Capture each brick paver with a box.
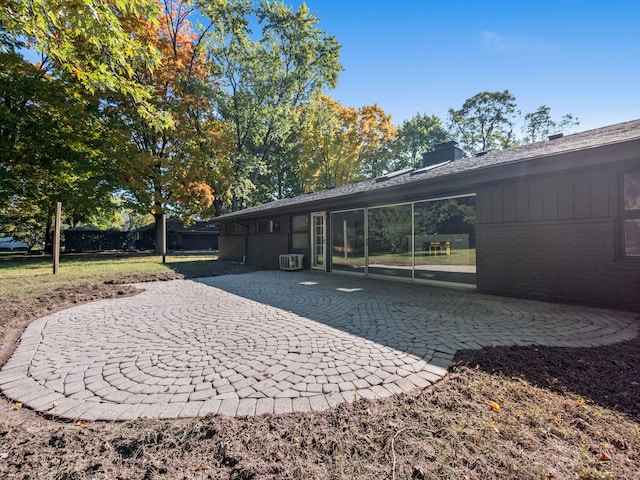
[0,271,637,420]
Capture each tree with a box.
[1,0,162,112]
[522,105,579,143]
[295,95,397,191]
[296,95,357,190]
[394,113,449,170]
[200,0,342,209]
[109,0,233,252]
[0,50,124,250]
[356,104,398,178]
[448,90,519,155]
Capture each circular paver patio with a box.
[0,271,637,420]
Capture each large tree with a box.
[1,0,161,112]
[200,0,342,209]
[393,113,449,170]
[295,95,397,191]
[109,0,233,252]
[522,105,579,143]
[0,51,123,250]
[447,90,519,155]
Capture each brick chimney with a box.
[422,141,465,167]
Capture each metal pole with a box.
[53,201,61,274]
[161,213,167,264]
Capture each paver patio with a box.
[0,271,637,420]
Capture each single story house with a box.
[134,218,219,251]
[214,119,640,310]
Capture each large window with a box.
[414,196,476,283]
[368,204,413,278]
[329,195,476,284]
[623,172,640,257]
[331,209,365,273]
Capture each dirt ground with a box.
[1,265,639,479]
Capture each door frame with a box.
[310,211,326,270]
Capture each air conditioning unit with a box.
[279,254,304,271]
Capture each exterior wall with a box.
[218,234,246,261]
[180,233,218,250]
[476,168,640,309]
[218,213,307,268]
[247,234,289,268]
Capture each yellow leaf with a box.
[11,402,22,410]
[488,401,501,412]
[76,420,87,427]
[554,417,562,426]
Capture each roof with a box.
[215,118,640,221]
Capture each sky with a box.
[291,0,640,133]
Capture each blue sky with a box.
[294,0,640,133]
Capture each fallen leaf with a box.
[76,420,87,427]
[164,386,171,393]
[515,409,523,417]
[11,402,22,410]
[263,372,273,378]
[600,452,611,462]
[488,401,501,412]
[554,417,562,426]
[194,463,204,471]
[48,403,57,411]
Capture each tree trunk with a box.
[154,212,165,254]
[44,215,53,254]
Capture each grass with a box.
[0,252,220,296]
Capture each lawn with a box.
[0,253,638,479]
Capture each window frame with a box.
[256,219,281,234]
[621,171,640,259]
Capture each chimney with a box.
[422,141,465,167]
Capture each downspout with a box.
[235,219,250,264]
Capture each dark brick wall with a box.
[476,168,640,310]
[247,234,289,268]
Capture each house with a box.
[214,119,640,310]
[134,218,219,251]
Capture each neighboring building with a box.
[214,120,640,310]
[134,218,219,251]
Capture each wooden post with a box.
[161,213,167,264]
[53,201,61,274]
